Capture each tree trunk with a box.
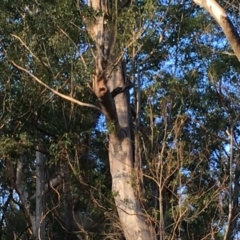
[15,157,35,238]
[35,143,46,240]
[62,164,74,234]
[108,65,155,239]
[84,0,156,239]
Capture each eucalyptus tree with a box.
[2,0,158,239]
[1,0,240,239]
[0,1,105,239]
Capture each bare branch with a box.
[11,61,102,112]
[29,175,63,201]
[11,34,44,65]
[57,26,88,70]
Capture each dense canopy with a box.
[0,0,240,239]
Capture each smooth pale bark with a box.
[108,66,155,239]
[85,0,156,239]
[15,149,46,240]
[193,0,240,61]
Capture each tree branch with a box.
[29,175,63,201]
[11,61,102,112]
[193,0,240,62]
[110,81,134,98]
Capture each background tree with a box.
[1,0,240,239]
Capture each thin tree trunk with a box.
[134,61,144,200]
[15,157,35,237]
[228,158,240,239]
[62,164,74,233]
[35,143,46,240]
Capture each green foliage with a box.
[0,0,240,239]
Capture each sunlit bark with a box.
[85,0,156,238]
[193,0,240,61]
